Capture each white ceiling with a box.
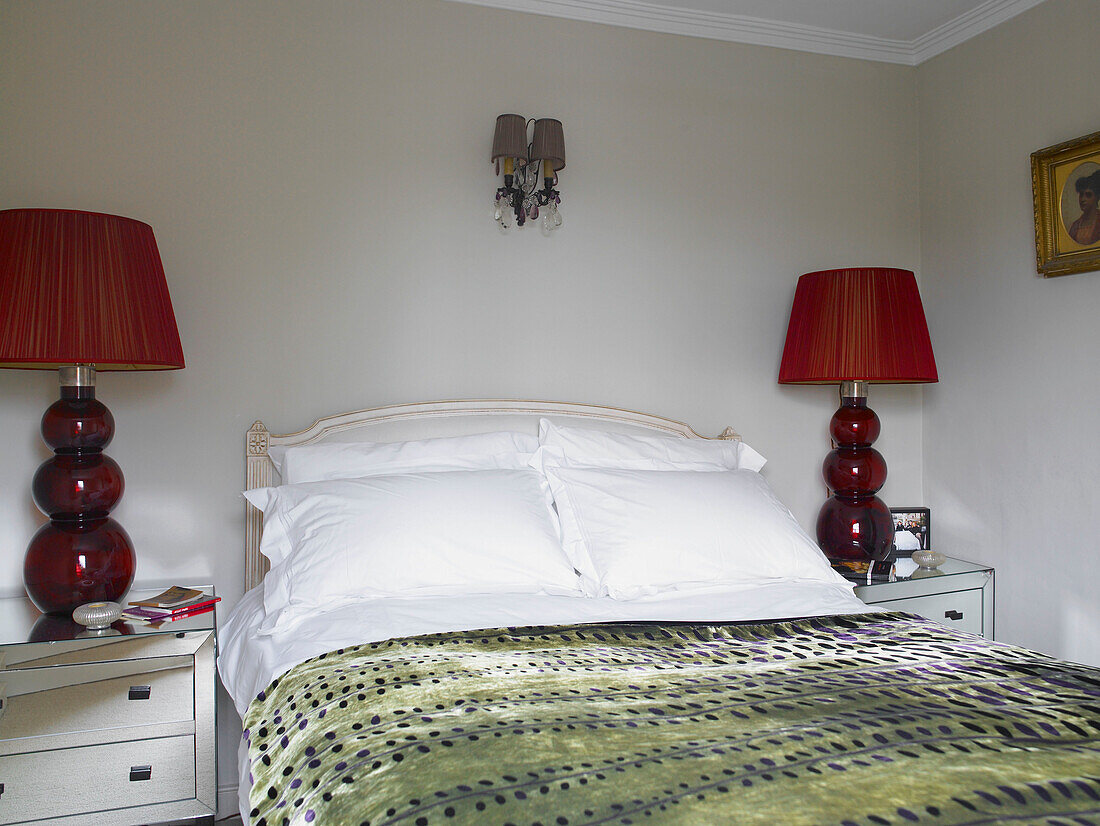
[443,0,1049,64]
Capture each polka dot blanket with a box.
[244,612,1100,825]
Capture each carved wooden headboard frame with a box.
[245,399,740,591]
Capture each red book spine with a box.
[164,596,220,616]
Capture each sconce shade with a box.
[491,114,528,163]
[530,118,566,171]
[778,267,937,385]
[0,209,184,371]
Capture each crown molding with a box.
[443,0,1048,65]
[910,0,1048,64]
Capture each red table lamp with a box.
[778,267,937,562]
[0,209,184,614]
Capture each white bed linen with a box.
[219,580,873,717]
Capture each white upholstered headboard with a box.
[244,399,741,591]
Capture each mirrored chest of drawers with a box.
[854,556,995,638]
[0,590,216,825]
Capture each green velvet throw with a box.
[244,613,1100,825]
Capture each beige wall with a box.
[917,0,1100,666]
[0,0,923,807]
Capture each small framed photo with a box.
[1031,130,1100,277]
[891,507,930,551]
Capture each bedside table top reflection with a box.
[0,587,215,647]
[890,556,993,583]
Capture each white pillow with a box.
[270,431,538,484]
[543,466,846,598]
[246,469,581,632]
[537,419,766,472]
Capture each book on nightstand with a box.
[128,585,208,609]
[831,558,896,585]
[121,599,220,626]
[122,587,220,625]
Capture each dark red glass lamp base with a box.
[817,394,896,562]
[24,518,135,614]
[24,384,135,614]
[817,496,894,561]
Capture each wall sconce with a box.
[491,114,565,231]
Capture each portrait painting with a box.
[1060,161,1100,246]
[1032,130,1100,277]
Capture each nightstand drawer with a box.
[0,658,194,746]
[867,588,984,636]
[0,734,196,823]
[1,632,209,671]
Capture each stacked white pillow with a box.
[270,430,538,484]
[248,469,580,633]
[248,431,577,632]
[535,419,845,598]
[536,419,766,472]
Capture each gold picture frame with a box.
[1031,130,1100,277]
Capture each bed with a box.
[219,399,1100,825]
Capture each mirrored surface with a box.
[894,555,992,582]
[0,587,215,647]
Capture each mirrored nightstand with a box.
[0,588,216,825]
[854,557,994,638]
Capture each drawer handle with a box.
[944,610,964,621]
[128,685,152,701]
[130,766,152,782]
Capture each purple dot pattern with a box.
[243,612,1100,825]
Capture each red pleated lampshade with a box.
[0,209,184,371]
[778,267,937,384]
